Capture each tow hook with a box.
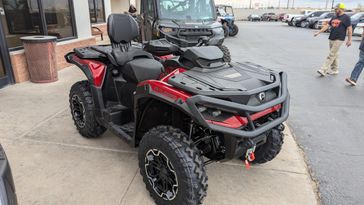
[244,145,256,170]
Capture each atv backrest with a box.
[107,14,139,46]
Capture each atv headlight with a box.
[160,27,175,33]
[198,105,232,121]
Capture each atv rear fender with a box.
[65,52,106,88]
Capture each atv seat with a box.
[107,14,164,82]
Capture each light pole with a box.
[286,0,289,9]
[249,0,252,9]
[331,0,335,9]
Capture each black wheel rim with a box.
[71,95,86,128]
[145,149,178,201]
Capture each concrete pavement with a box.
[0,57,318,204]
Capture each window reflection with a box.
[0,0,41,48]
[89,0,105,23]
[43,0,74,39]
[0,0,76,48]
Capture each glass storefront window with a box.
[0,0,76,49]
[43,0,75,39]
[0,0,42,48]
[89,0,105,23]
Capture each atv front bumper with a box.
[186,72,289,159]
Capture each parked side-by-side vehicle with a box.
[137,0,231,62]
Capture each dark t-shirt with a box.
[329,14,351,41]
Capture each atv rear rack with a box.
[186,72,289,138]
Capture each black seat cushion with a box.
[123,59,164,83]
[111,48,154,67]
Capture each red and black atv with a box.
[66,14,289,205]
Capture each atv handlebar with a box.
[186,72,290,138]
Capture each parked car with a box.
[317,18,331,30]
[293,11,328,28]
[0,144,18,205]
[278,13,285,21]
[307,12,335,29]
[284,14,304,26]
[247,14,261,21]
[353,21,364,36]
[351,12,364,30]
[261,13,278,21]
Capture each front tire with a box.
[218,45,231,63]
[139,126,208,205]
[69,81,106,138]
[229,24,239,37]
[253,127,284,164]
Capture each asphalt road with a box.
[224,21,364,205]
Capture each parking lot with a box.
[224,21,364,205]
[1,21,363,205]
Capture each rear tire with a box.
[138,126,208,205]
[69,81,106,138]
[253,128,284,164]
[229,24,239,37]
[218,45,231,63]
[223,24,229,37]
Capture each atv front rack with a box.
[186,72,289,138]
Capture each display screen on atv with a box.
[158,0,215,20]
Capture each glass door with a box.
[0,15,13,89]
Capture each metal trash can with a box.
[21,36,58,83]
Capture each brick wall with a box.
[56,37,96,70]
[10,37,96,83]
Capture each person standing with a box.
[346,29,364,86]
[314,3,352,76]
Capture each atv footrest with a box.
[120,122,135,136]
[109,123,133,143]
[103,103,132,125]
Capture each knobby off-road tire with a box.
[218,45,231,63]
[253,128,284,164]
[138,126,208,205]
[223,24,229,37]
[69,81,106,138]
[229,24,239,37]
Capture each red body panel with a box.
[138,68,191,102]
[159,54,175,60]
[73,55,106,88]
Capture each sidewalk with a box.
[0,67,318,205]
